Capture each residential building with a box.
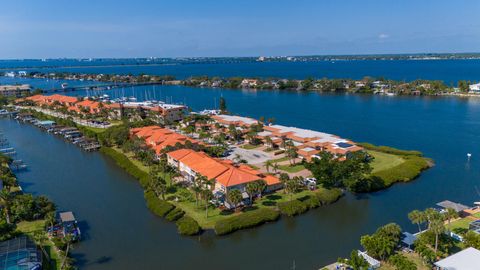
[0,84,31,97]
[434,247,480,270]
[167,148,282,198]
[212,114,258,128]
[261,124,363,160]
[130,126,200,156]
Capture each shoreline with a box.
[13,108,434,236]
[11,71,480,97]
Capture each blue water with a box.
[2,61,480,269]
[2,60,480,83]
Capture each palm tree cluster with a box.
[408,207,458,258]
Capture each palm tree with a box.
[444,208,459,231]
[429,218,445,257]
[227,189,242,210]
[0,189,12,224]
[265,160,273,173]
[245,182,258,205]
[202,188,213,218]
[33,230,50,262]
[45,211,56,230]
[193,174,208,206]
[272,163,279,174]
[408,210,426,233]
[61,234,73,270]
[254,180,267,198]
[279,173,290,193]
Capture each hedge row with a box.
[315,188,344,205]
[278,200,308,216]
[214,208,280,235]
[176,216,201,235]
[144,190,175,217]
[165,208,185,221]
[359,142,423,156]
[372,155,431,186]
[100,147,150,187]
[278,188,344,216]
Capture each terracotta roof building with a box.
[167,148,282,194]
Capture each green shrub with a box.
[214,208,280,235]
[299,195,320,209]
[100,147,149,187]
[315,188,343,205]
[372,155,430,187]
[277,200,308,216]
[144,190,175,217]
[176,216,201,235]
[388,254,417,270]
[165,208,185,221]
[273,150,285,155]
[359,143,422,156]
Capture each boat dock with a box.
[15,114,101,152]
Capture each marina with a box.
[14,113,101,152]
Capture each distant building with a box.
[0,235,43,270]
[434,247,480,270]
[241,79,259,88]
[0,84,31,97]
[469,83,480,93]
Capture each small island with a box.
[12,94,433,236]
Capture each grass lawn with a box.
[368,150,405,173]
[446,217,472,230]
[172,199,237,229]
[278,164,306,173]
[17,220,62,270]
[269,156,290,163]
[240,144,261,150]
[84,126,107,134]
[472,212,480,219]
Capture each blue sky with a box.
[1,0,479,58]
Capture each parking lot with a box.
[226,146,273,165]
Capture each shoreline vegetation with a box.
[19,71,479,97]
[18,109,433,236]
[0,152,73,269]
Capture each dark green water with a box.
[2,91,480,269]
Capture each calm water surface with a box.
[2,59,480,82]
[2,87,480,269]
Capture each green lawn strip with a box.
[368,150,405,173]
[446,217,472,231]
[372,155,431,187]
[359,143,423,156]
[361,144,433,188]
[269,156,290,163]
[16,220,62,270]
[278,164,306,173]
[171,199,229,229]
[240,144,261,150]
